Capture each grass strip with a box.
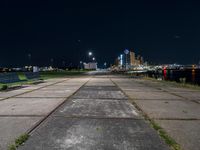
[150,120,181,150]
[8,134,29,150]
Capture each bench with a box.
[24,72,40,80]
[0,73,20,84]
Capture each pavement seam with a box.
[0,115,46,117]
[50,116,143,120]
[153,118,200,121]
[0,78,70,102]
[26,77,92,134]
[15,97,71,98]
[71,97,129,100]
[133,99,183,101]
[67,98,129,101]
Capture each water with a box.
[147,69,200,85]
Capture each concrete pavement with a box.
[0,77,90,149]
[113,77,200,150]
[19,76,170,150]
[1,73,199,150]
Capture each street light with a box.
[124,49,129,70]
[92,57,95,61]
[89,52,92,56]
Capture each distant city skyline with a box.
[0,0,200,67]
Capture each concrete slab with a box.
[0,89,31,98]
[41,85,80,90]
[125,91,183,100]
[112,82,145,88]
[161,87,199,92]
[135,100,200,119]
[22,86,44,90]
[16,90,75,98]
[35,82,55,86]
[54,99,140,118]
[0,117,42,150]
[155,120,200,150]
[86,82,115,86]
[19,117,170,150]
[171,92,200,100]
[55,79,89,86]
[122,86,163,92]
[81,86,118,91]
[55,82,85,86]
[73,90,128,99]
[112,79,148,84]
[45,78,68,82]
[0,98,66,115]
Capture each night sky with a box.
[0,0,200,67]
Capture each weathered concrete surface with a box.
[161,87,199,92]
[73,90,128,99]
[22,85,46,90]
[20,118,169,150]
[135,100,200,119]
[41,85,80,90]
[16,89,75,98]
[0,98,66,115]
[81,86,119,91]
[19,77,170,150]
[155,120,200,150]
[114,77,200,150]
[0,89,31,98]
[54,99,140,118]
[86,79,115,86]
[125,91,182,100]
[171,92,200,100]
[0,77,89,149]
[0,117,41,150]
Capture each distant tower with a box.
[130,51,136,66]
[137,55,141,65]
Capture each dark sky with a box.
[0,0,200,67]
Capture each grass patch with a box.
[0,84,8,91]
[8,144,16,150]
[8,134,29,150]
[15,134,29,146]
[40,70,88,79]
[150,120,181,150]
[17,72,27,80]
[151,121,162,131]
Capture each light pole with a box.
[28,53,32,66]
[50,58,54,67]
[80,61,83,69]
[124,49,129,70]
[87,52,93,69]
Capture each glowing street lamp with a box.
[124,49,129,70]
[92,57,95,61]
[89,52,92,56]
